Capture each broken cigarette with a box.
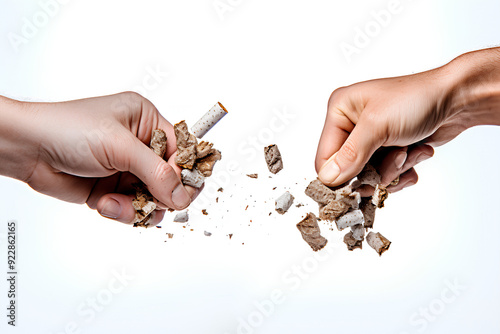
[366,232,391,256]
[264,144,283,174]
[275,191,294,214]
[181,168,205,188]
[132,129,168,227]
[335,209,364,231]
[191,102,228,139]
[296,213,328,252]
[173,211,189,223]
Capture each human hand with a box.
[316,48,500,192]
[0,92,200,225]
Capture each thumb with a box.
[114,135,192,210]
[318,118,384,187]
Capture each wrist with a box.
[444,48,500,128]
[0,96,40,182]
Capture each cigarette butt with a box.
[366,231,391,256]
[191,102,228,139]
[181,168,205,188]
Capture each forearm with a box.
[0,96,39,182]
[445,47,500,127]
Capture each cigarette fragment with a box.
[264,144,283,174]
[335,209,364,231]
[181,168,205,188]
[191,102,228,139]
[247,173,258,179]
[359,197,376,230]
[366,232,391,256]
[319,199,349,221]
[150,129,167,157]
[343,231,363,251]
[296,213,328,252]
[204,231,212,237]
[305,179,336,206]
[173,211,189,223]
[275,191,294,214]
[372,184,389,208]
[356,164,381,187]
[351,223,365,241]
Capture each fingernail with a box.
[100,198,122,219]
[416,153,432,164]
[318,159,340,184]
[395,151,407,170]
[172,184,191,209]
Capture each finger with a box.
[386,168,418,193]
[86,172,121,209]
[113,134,192,210]
[378,147,408,187]
[318,114,386,187]
[399,144,434,175]
[146,209,166,227]
[96,193,138,224]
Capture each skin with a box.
[316,47,500,193]
[0,92,201,226]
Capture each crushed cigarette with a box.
[191,102,228,139]
[173,211,189,223]
[335,209,364,231]
[296,213,328,252]
[264,144,283,174]
[366,232,391,256]
[181,168,205,188]
[305,179,336,206]
[150,129,167,157]
[304,163,394,254]
[351,223,365,241]
[343,231,363,251]
[174,121,198,170]
[275,191,294,214]
[372,184,389,208]
[132,129,168,227]
[174,116,222,188]
[359,197,376,230]
[247,173,258,179]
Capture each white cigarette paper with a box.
[181,168,205,188]
[191,102,228,139]
[275,191,295,214]
[366,231,391,256]
[173,211,189,223]
[336,209,364,231]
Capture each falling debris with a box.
[264,144,283,174]
[202,209,208,215]
[366,232,391,256]
[217,187,224,192]
[247,173,258,179]
[204,231,212,237]
[296,213,328,251]
[343,231,363,251]
[228,234,233,239]
[173,211,189,223]
[167,233,174,239]
[275,191,294,214]
[305,164,396,254]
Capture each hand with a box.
[0,92,200,225]
[316,48,500,192]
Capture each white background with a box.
[1,0,500,333]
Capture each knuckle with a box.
[153,161,174,183]
[327,87,348,112]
